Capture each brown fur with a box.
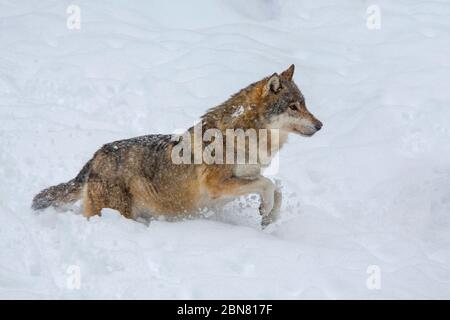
[32,65,322,227]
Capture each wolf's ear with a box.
[263,73,281,96]
[281,64,295,81]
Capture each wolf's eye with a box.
[289,104,298,111]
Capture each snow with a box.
[231,105,245,118]
[1,0,450,299]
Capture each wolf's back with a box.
[32,159,92,210]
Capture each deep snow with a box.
[1,0,450,299]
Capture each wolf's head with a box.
[262,65,322,137]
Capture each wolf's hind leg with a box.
[82,183,102,218]
[108,184,133,219]
[82,181,133,219]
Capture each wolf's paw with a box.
[259,199,274,218]
[261,214,274,228]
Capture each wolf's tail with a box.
[32,159,93,210]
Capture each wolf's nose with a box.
[315,122,323,131]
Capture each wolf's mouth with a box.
[293,128,316,137]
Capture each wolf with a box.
[32,65,322,227]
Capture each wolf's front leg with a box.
[204,173,277,226]
[261,182,282,228]
[257,178,276,218]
